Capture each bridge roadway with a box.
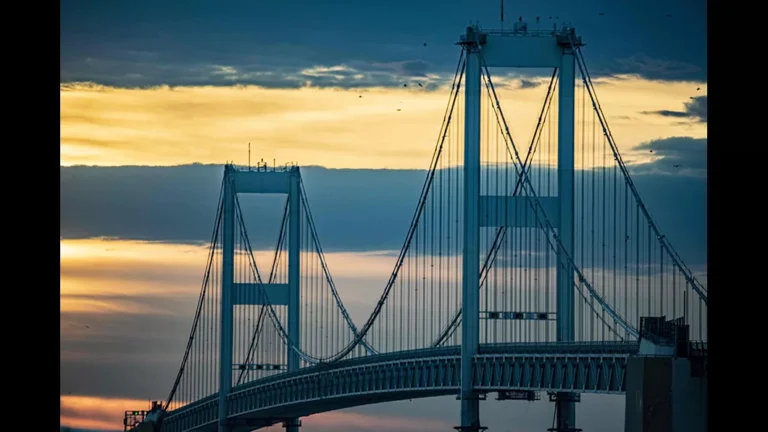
[162,341,638,432]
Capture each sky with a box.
[60,0,706,431]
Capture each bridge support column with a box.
[286,167,301,432]
[283,418,302,432]
[456,25,485,432]
[625,356,707,432]
[219,165,236,432]
[555,42,577,432]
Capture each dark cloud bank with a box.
[641,95,706,123]
[60,139,706,267]
[60,1,706,89]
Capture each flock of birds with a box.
[353,19,701,172]
[356,42,429,112]
[360,12,699,121]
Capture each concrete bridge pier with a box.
[625,318,708,432]
[283,418,302,432]
[624,356,707,432]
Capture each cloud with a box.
[365,60,432,78]
[59,389,625,432]
[645,110,688,119]
[195,61,443,90]
[59,77,707,168]
[604,54,703,81]
[59,3,706,430]
[301,411,452,431]
[62,245,636,429]
[684,95,707,121]
[61,395,149,431]
[60,54,705,90]
[518,79,542,89]
[640,95,706,123]
[630,136,706,175]
[210,65,237,76]
[60,58,548,93]
[60,234,698,431]
[60,1,706,88]
[61,428,108,432]
[58,394,450,432]
[60,55,448,90]
[60,164,707,268]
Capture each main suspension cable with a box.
[432,67,560,346]
[163,178,225,411]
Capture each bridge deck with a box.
[162,342,638,432]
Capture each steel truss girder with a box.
[162,344,633,432]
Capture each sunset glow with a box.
[60,77,705,169]
[61,1,705,430]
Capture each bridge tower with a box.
[456,22,583,432]
[220,164,302,432]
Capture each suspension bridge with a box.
[124,23,708,432]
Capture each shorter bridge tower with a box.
[219,163,302,432]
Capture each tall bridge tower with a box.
[220,164,302,432]
[456,21,584,432]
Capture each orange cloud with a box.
[59,239,413,317]
[61,395,150,431]
[60,78,705,168]
[60,239,208,315]
[60,394,452,432]
[301,410,453,431]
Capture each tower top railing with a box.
[459,23,584,48]
[482,28,564,37]
[228,161,299,173]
